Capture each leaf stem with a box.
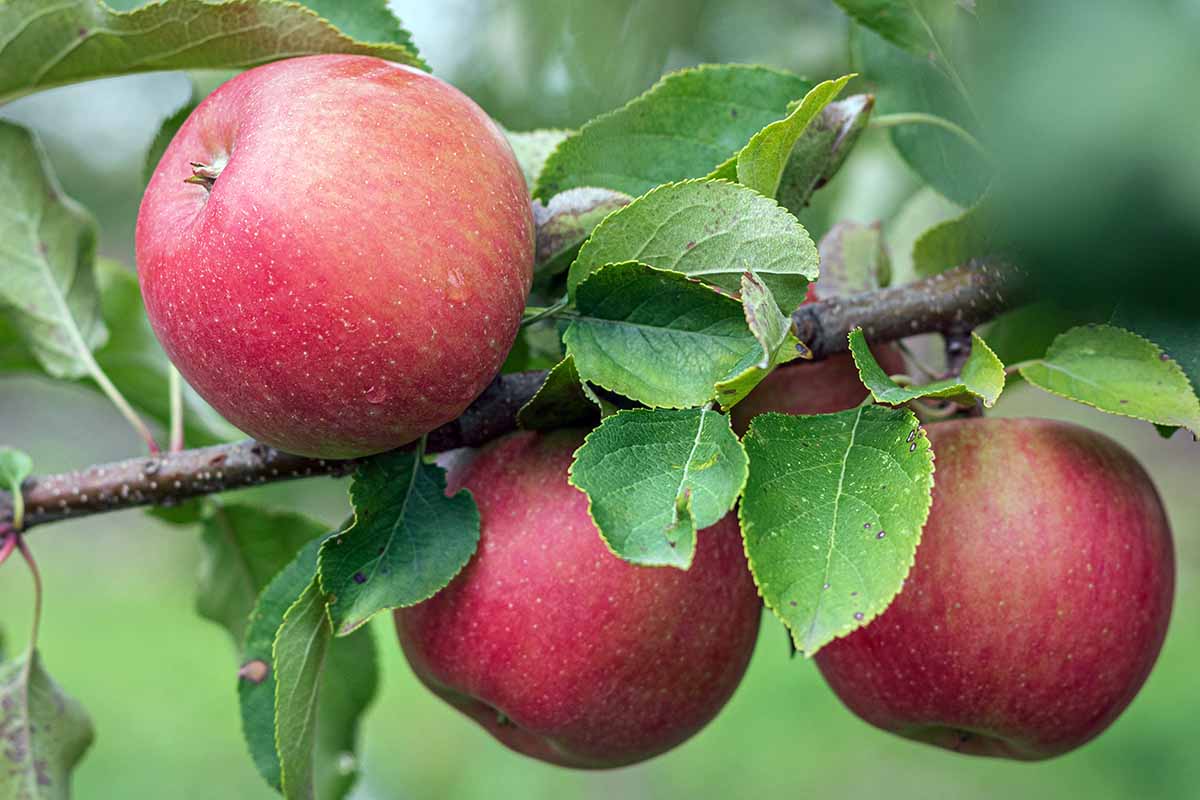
[0,527,16,568]
[521,299,569,328]
[870,113,989,160]
[16,534,43,650]
[84,348,160,454]
[168,366,184,453]
[895,340,941,382]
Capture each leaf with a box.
[1020,325,1200,434]
[534,64,812,200]
[0,447,32,530]
[982,301,1108,370]
[713,270,801,409]
[912,196,993,276]
[730,75,854,199]
[851,25,989,206]
[563,262,760,409]
[516,355,600,431]
[505,129,570,190]
[0,649,94,800]
[319,447,480,636]
[0,0,426,105]
[775,94,875,215]
[194,503,328,648]
[568,179,819,311]
[273,580,329,800]
[740,406,935,655]
[239,538,378,799]
[1110,302,1200,398]
[569,408,748,568]
[144,85,199,185]
[816,221,891,298]
[297,0,420,53]
[532,187,631,278]
[834,0,969,58]
[0,121,106,380]
[850,328,1005,407]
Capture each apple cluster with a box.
[137,56,1174,770]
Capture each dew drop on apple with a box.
[365,385,388,404]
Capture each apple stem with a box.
[184,159,224,190]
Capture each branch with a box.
[2,261,1028,532]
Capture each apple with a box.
[137,55,533,458]
[395,430,762,768]
[815,417,1175,759]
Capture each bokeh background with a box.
[1,2,1197,798]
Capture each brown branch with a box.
[2,261,1029,533]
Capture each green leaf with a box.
[569,408,748,568]
[534,64,812,200]
[273,580,329,800]
[533,187,631,278]
[1111,303,1200,398]
[982,301,1108,370]
[0,649,94,800]
[505,129,570,190]
[239,538,378,799]
[319,447,480,636]
[568,179,819,311]
[730,75,854,199]
[516,355,601,431]
[0,447,33,530]
[563,262,760,409]
[193,503,328,648]
[0,0,425,105]
[850,328,1005,407]
[912,196,993,276]
[0,121,105,380]
[1020,325,1200,434]
[297,0,420,54]
[740,406,935,655]
[851,25,988,206]
[713,270,801,409]
[816,221,891,298]
[834,0,968,58]
[775,94,875,215]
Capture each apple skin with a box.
[815,417,1175,760]
[395,430,762,768]
[137,55,533,458]
[731,346,906,435]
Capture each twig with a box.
[2,261,1029,533]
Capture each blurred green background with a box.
[1,2,1197,798]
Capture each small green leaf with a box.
[563,262,760,409]
[776,94,875,214]
[239,538,378,799]
[297,0,421,54]
[534,64,812,200]
[533,187,631,277]
[0,121,106,380]
[144,86,199,185]
[505,129,570,189]
[816,221,891,298]
[1020,325,1200,434]
[1111,302,1200,397]
[193,503,328,648]
[516,355,600,431]
[569,408,748,568]
[568,179,818,311]
[319,447,480,635]
[850,328,1005,407]
[740,406,935,655]
[0,649,94,800]
[713,270,801,409]
[274,580,329,800]
[0,0,425,105]
[0,447,32,529]
[730,75,854,199]
[834,0,968,58]
[912,196,993,276]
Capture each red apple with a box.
[815,417,1175,759]
[137,55,533,458]
[395,430,762,768]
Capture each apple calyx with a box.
[184,155,227,190]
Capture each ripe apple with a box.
[815,417,1175,759]
[137,55,533,458]
[395,430,762,768]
